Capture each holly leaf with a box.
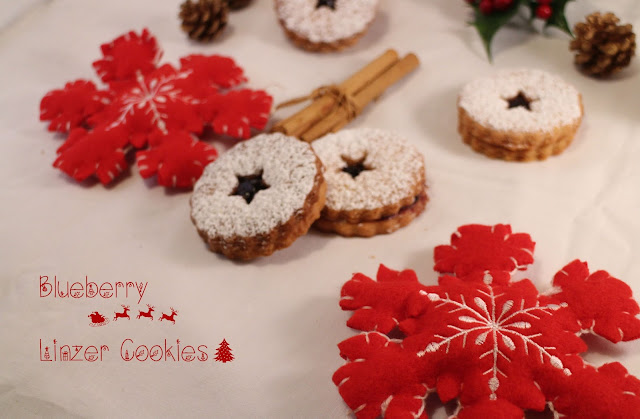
[544,0,575,36]
[470,0,523,61]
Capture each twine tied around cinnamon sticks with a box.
[272,49,420,142]
[276,85,361,122]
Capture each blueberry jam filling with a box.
[380,195,421,221]
[316,0,336,10]
[341,157,371,179]
[232,172,269,204]
[506,91,534,111]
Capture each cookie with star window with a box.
[190,133,326,260]
[311,128,427,237]
[458,69,584,161]
[274,0,379,52]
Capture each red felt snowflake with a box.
[40,29,272,188]
[335,224,640,418]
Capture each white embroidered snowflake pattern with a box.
[334,224,640,418]
[40,29,272,188]
[109,70,197,134]
[417,272,570,400]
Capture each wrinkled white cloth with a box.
[1,0,639,417]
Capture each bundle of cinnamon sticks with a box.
[271,49,420,142]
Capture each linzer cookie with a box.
[274,0,379,53]
[458,69,584,161]
[312,128,427,237]
[190,133,326,260]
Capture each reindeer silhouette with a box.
[159,307,178,324]
[137,304,155,320]
[113,305,130,321]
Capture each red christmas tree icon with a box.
[214,339,234,363]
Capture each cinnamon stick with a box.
[300,53,420,142]
[272,49,399,137]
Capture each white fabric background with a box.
[0,0,639,417]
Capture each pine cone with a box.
[226,0,252,10]
[570,12,636,77]
[179,0,229,42]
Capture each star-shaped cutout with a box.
[342,157,371,179]
[506,91,534,111]
[232,172,270,204]
[316,0,336,10]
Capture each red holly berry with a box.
[536,4,553,20]
[479,0,493,14]
[493,0,513,10]
[537,0,552,4]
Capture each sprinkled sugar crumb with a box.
[275,0,379,43]
[312,128,424,211]
[191,133,318,238]
[458,69,582,133]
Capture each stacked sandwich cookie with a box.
[274,0,379,52]
[312,128,427,237]
[458,69,584,161]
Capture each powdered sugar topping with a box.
[275,0,379,43]
[458,69,582,133]
[312,128,425,211]
[191,133,318,238]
